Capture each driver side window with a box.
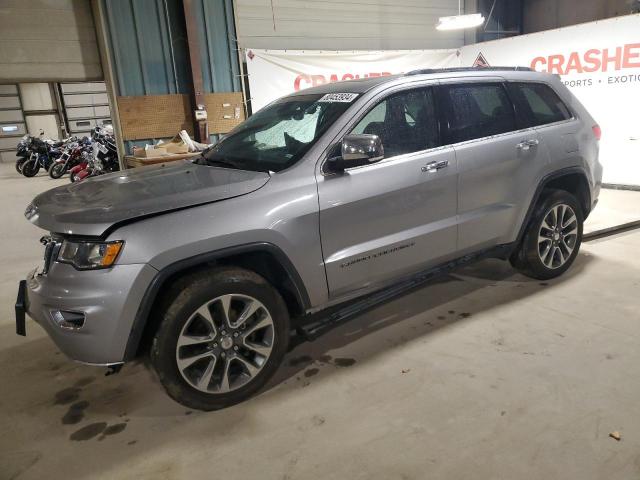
[351,88,438,158]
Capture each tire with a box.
[21,159,40,177]
[510,189,583,280]
[15,158,27,174]
[150,266,290,411]
[48,162,67,179]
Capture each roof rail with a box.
[406,66,533,76]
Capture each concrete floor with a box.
[1,163,640,480]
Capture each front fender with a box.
[122,242,310,361]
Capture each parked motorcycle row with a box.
[15,126,119,182]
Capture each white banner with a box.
[245,49,459,112]
[459,14,640,186]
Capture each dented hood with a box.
[25,160,270,237]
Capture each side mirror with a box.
[325,134,384,173]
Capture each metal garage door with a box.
[60,82,112,138]
[0,85,25,163]
[0,0,102,82]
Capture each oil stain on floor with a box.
[333,358,356,367]
[69,422,128,442]
[62,400,90,425]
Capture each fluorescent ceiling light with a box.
[436,13,485,30]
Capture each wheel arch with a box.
[515,167,591,247]
[542,171,591,218]
[123,242,311,361]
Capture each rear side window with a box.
[510,82,571,127]
[441,83,517,143]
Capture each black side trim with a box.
[298,244,513,340]
[514,166,590,247]
[122,242,311,361]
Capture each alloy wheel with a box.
[537,203,578,269]
[175,294,275,394]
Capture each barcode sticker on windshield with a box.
[318,93,358,103]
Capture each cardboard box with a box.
[133,145,168,158]
[158,132,192,154]
[164,142,189,154]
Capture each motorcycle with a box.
[47,136,88,179]
[69,127,119,182]
[15,135,33,174]
[68,152,90,183]
[21,137,63,177]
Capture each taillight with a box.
[592,124,601,141]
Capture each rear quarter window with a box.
[510,82,571,127]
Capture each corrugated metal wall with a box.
[192,0,242,93]
[101,0,241,148]
[103,0,191,96]
[0,0,102,82]
[235,0,466,50]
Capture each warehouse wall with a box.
[476,0,522,42]
[0,0,102,82]
[192,0,242,94]
[103,0,190,96]
[101,0,242,149]
[523,0,634,33]
[103,0,240,96]
[235,0,468,50]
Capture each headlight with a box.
[58,240,124,270]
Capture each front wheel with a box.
[15,157,27,174]
[48,162,67,179]
[511,189,583,280]
[21,159,40,177]
[150,267,290,411]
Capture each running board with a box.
[583,220,640,242]
[297,245,511,341]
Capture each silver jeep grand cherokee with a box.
[16,67,602,410]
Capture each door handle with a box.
[516,139,539,150]
[421,159,449,173]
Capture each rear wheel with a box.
[511,189,583,280]
[150,267,290,411]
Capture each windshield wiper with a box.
[195,155,242,170]
[194,153,272,173]
[207,159,242,169]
